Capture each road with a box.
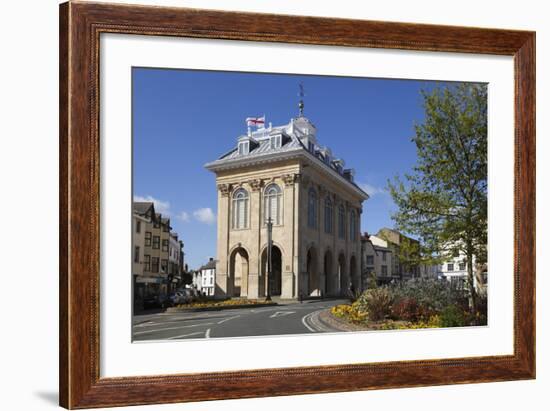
[132,299,348,341]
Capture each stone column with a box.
[215,183,231,298]
[281,173,298,298]
[246,179,262,299]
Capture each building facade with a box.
[437,250,487,292]
[196,258,216,297]
[376,228,420,280]
[361,233,394,286]
[169,232,184,290]
[133,202,184,303]
[205,112,368,300]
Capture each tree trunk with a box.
[466,247,478,319]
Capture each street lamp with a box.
[266,217,273,301]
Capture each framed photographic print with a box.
[59,1,535,409]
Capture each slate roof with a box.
[205,116,368,199]
[220,132,303,161]
[133,201,154,216]
[199,259,216,271]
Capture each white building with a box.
[195,258,216,297]
[437,249,486,292]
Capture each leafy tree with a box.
[388,83,487,314]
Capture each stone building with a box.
[361,233,394,286]
[169,232,184,290]
[205,108,368,300]
[133,202,183,300]
[377,228,420,280]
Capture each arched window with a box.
[308,188,317,228]
[324,196,333,234]
[232,188,249,229]
[264,184,282,225]
[338,205,345,239]
[349,210,357,241]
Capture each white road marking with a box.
[217,315,240,324]
[269,311,296,318]
[205,328,211,338]
[166,331,204,340]
[301,309,333,332]
[133,322,214,336]
[301,312,317,332]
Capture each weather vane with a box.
[298,82,305,116]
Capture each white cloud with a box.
[359,182,386,197]
[133,195,171,215]
[177,211,190,222]
[193,207,216,225]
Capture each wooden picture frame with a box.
[59,1,535,408]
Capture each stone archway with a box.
[338,252,347,296]
[324,250,333,296]
[306,247,319,296]
[261,245,282,297]
[229,247,249,297]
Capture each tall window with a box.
[134,246,140,263]
[232,188,249,229]
[308,188,317,228]
[152,236,160,249]
[264,184,282,225]
[143,255,151,271]
[144,232,151,246]
[151,257,159,273]
[338,205,345,238]
[162,239,169,252]
[324,196,333,234]
[136,220,141,233]
[349,210,357,241]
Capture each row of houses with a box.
[361,227,487,292]
[132,202,186,304]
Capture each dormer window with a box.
[308,142,315,153]
[343,168,355,183]
[238,141,249,155]
[270,135,282,149]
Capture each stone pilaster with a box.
[215,183,232,298]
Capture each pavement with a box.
[132,298,349,341]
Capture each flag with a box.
[246,116,265,127]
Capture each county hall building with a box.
[205,102,368,300]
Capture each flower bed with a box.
[176,298,274,309]
[330,279,487,330]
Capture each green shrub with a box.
[440,305,467,327]
[356,288,392,321]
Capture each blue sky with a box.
[133,67,458,269]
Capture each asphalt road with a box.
[132,299,348,341]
